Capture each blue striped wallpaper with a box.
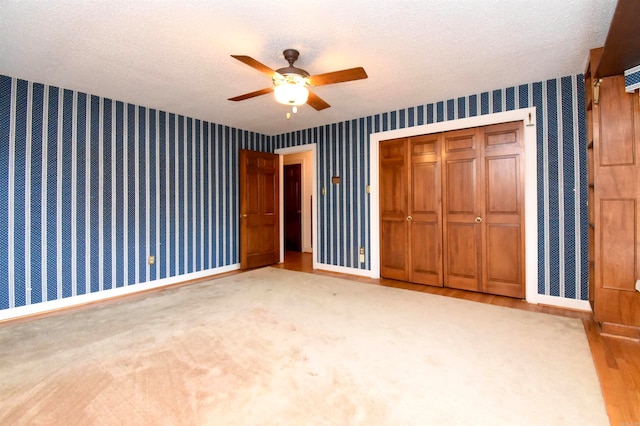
[0,74,269,310]
[272,74,588,301]
[625,65,640,92]
[1,72,589,312]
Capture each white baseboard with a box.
[536,294,592,312]
[0,264,240,322]
[314,263,372,278]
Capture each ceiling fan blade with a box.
[228,87,274,102]
[308,67,368,87]
[306,90,330,111]
[230,55,277,77]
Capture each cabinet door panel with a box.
[599,76,635,166]
[600,199,636,290]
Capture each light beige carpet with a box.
[0,267,607,425]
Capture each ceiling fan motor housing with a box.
[275,49,310,80]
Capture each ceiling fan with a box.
[228,49,368,111]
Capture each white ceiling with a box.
[0,0,616,136]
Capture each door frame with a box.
[275,144,318,269]
[369,108,539,304]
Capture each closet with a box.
[380,121,525,298]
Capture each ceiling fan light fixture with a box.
[274,83,309,106]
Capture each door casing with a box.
[370,108,539,304]
[275,144,318,269]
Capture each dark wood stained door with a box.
[239,149,279,270]
[284,164,302,252]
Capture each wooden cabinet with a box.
[380,121,525,298]
[585,47,640,339]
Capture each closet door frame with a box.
[369,108,540,304]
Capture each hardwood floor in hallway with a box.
[275,251,640,425]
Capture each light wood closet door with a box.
[441,122,525,298]
[442,128,484,292]
[380,121,524,298]
[482,122,525,298]
[409,135,442,286]
[380,139,409,281]
[380,136,442,285]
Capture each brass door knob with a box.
[475,217,483,223]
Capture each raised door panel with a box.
[380,140,406,216]
[412,163,437,213]
[485,224,523,298]
[381,219,408,281]
[600,199,636,290]
[411,222,441,285]
[486,156,519,215]
[445,159,477,214]
[445,223,480,291]
[599,76,635,166]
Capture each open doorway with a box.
[284,163,302,252]
[275,145,317,268]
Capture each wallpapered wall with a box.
[0,75,269,310]
[0,72,587,312]
[272,75,588,300]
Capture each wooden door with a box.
[284,164,302,251]
[380,136,442,285]
[409,135,442,285]
[239,149,280,269]
[380,139,408,281]
[481,122,525,298]
[442,128,484,292]
[441,122,525,298]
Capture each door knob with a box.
[407,215,413,221]
[475,217,483,223]
[240,214,248,218]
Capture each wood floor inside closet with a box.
[275,251,640,425]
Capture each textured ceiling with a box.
[0,0,616,136]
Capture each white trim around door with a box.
[275,144,318,270]
[369,108,539,304]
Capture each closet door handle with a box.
[475,217,483,223]
[407,216,413,221]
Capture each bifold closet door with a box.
[380,139,409,281]
[441,128,484,292]
[481,122,525,298]
[442,122,525,298]
[408,135,442,286]
[379,136,442,285]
